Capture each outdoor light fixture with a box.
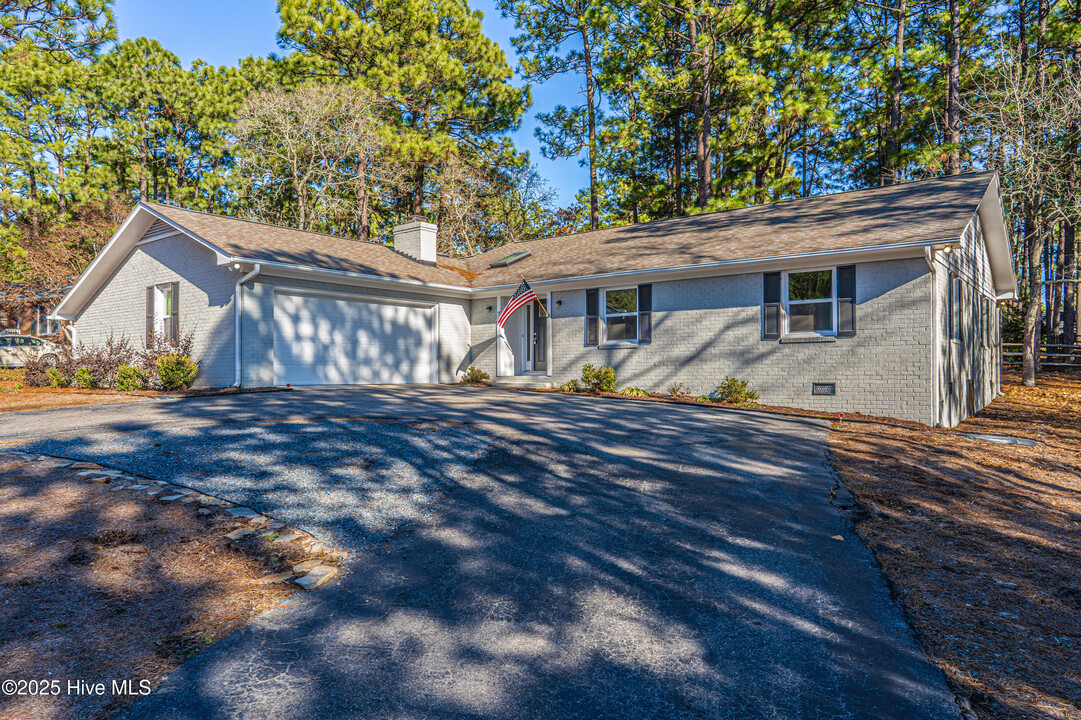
[232,262,242,270]
[556,300,562,307]
[486,305,492,312]
[942,245,953,254]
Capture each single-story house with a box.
[51,171,1017,427]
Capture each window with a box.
[32,305,58,336]
[146,282,179,346]
[786,269,835,335]
[603,288,638,342]
[586,284,652,346]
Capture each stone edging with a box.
[1,450,345,591]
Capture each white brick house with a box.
[52,172,1017,427]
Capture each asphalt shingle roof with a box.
[464,171,995,287]
[144,203,471,287]
[145,171,994,290]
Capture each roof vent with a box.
[489,251,531,268]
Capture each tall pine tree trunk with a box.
[581,26,599,231]
[1023,205,1043,385]
[689,15,712,209]
[1065,4,1080,343]
[412,164,425,216]
[1059,223,1074,343]
[674,113,684,216]
[946,0,961,174]
[885,0,907,185]
[139,144,148,202]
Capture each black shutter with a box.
[146,286,154,348]
[169,282,179,344]
[637,283,652,344]
[837,265,856,338]
[763,272,781,340]
[585,289,599,346]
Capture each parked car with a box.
[0,334,61,368]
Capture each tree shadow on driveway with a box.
[7,387,959,719]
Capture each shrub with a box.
[619,386,649,397]
[73,367,101,389]
[116,364,150,391]
[46,367,68,388]
[75,335,137,388]
[156,353,198,391]
[557,379,582,392]
[580,363,617,393]
[666,382,690,397]
[461,365,490,384]
[140,331,194,374]
[712,376,760,406]
[694,395,713,403]
[23,354,54,387]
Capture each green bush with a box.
[694,395,713,403]
[46,367,69,388]
[556,379,582,392]
[712,376,760,406]
[156,353,198,391]
[461,365,490,384]
[116,364,150,391]
[580,363,617,393]
[73,367,100,389]
[619,386,649,397]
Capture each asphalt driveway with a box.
[0,387,959,719]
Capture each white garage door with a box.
[273,291,435,385]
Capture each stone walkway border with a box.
[1,450,347,591]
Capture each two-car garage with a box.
[272,290,437,386]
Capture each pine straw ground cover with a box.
[0,368,150,414]
[0,456,312,720]
[0,368,282,414]
[830,371,1081,720]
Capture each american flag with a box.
[496,278,539,328]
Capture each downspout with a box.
[233,263,260,387]
[924,247,939,427]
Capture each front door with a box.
[532,299,547,372]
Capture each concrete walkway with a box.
[0,387,959,719]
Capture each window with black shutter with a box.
[585,289,599,346]
[837,265,856,337]
[763,272,781,339]
[637,284,652,344]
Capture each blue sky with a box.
[114,0,586,206]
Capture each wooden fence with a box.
[1003,343,1081,368]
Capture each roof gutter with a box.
[220,257,473,298]
[233,263,260,387]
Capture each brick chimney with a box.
[392,216,437,264]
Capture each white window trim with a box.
[600,286,639,346]
[153,283,174,337]
[782,267,838,337]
